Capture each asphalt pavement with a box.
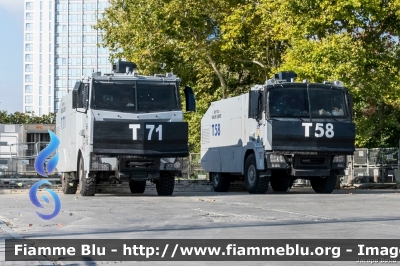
[1,187,400,265]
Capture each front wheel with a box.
[156,172,175,196]
[245,154,269,194]
[310,175,337,193]
[78,156,96,196]
[62,172,78,194]
[211,172,230,192]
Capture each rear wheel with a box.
[129,180,146,194]
[78,156,96,196]
[270,179,291,192]
[310,175,337,193]
[211,172,231,192]
[245,154,269,194]
[156,172,175,196]
[62,172,78,194]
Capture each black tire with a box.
[270,179,291,192]
[156,172,175,196]
[62,172,78,194]
[310,175,337,193]
[211,172,231,192]
[244,154,269,194]
[78,156,96,196]
[129,180,146,194]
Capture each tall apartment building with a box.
[23,0,110,115]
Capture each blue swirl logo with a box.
[34,130,60,177]
[31,130,61,220]
[29,180,61,220]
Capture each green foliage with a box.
[0,111,55,124]
[97,0,400,150]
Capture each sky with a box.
[0,0,24,113]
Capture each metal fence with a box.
[0,142,56,178]
[346,148,399,186]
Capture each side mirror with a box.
[248,90,262,120]
[184,86,196,112]
[72,82,81,109]
[347,93,353,120]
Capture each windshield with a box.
[269,86,347,118]
[91,80,179,113]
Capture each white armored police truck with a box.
[201,71,355,194]
[56,61,196,196]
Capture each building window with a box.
[39,107,42,116]
[49,96,51,105]
[83,35,96,44]
[98,47,108,55]
[69,46,81,55]
[69,3,81,12]
[68,57,81,66]
[83,46,95,55]
[40,33,42,42]
[83,68,93,76]
[39,54,42,63]
[49,75,52,84]
[39,86,42,94]
[40,43,42,52]
[26,2,34,10]
[49,54,51,63]
[25,23,33,31]
[49,43,52,52]
[25,85,33,93]
[25,64,33,72]
[83,24,96,33]
[25,106,33,113]
[56,4,67,11]
[68,36,81,44]
[68,68,81,76]
[25,75,33,82]
[49,11,52,20]
[56,68,66,77]
[83,57,96,66]
[26,13,33,20]
[40,12,42,20]
[40,1,42,10]
[69,25,81,33]
[83,14,96,22]
[49,86,51,94]
[39,96,42,106]
[98,57,109,65]
[69,14,81,22]
[56,36,67,44]
[25,54,33,62]
[57,14,67,22]
[39,75,42,84]
[98,2,109,10]
[25,43,33,51]
[83,3,96,11]
[49,33,51,41]
[25,95,33,103]
[40,22,42,31]
[25,33,33,41]
[49,22,52,31]
[55,101,59,110]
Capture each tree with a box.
[0,111,55,124]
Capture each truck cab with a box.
[201,71,355,194]
[56,61,195,196]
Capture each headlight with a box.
[270,154,285,163]
[333,155,345,163]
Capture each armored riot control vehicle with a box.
[56,61,195,196]
[201,71,355,194]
